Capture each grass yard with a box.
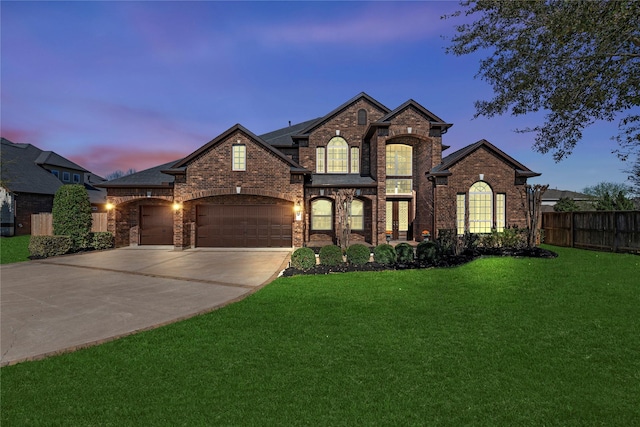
[0,235,30,264]
[1,246,639,425]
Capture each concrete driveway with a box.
[0,246,290,366]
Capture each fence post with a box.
[570,212,574,248]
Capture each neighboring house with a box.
[99,93,540,248]
[0,138,107,236]
[541,189,592,212]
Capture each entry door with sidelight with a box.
[386,200,410,240]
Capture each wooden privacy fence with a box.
[542,211,640,253]
[31,213,108,236]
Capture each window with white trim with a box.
[327,137,348,173]
[456,193,466,235]
[349,199,364,230]
[232,145,246,171]
[311,199,332,230]
[51,170,59,178]
[386,144,412,195]
[496,193,506,232]
[350,147,359,174]
[62,171,70,182]
[469,181,493,233]
[73,173,81,183]
[316,147,325,173]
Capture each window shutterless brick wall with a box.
[434,147,528,234]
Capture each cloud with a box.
[68,145,185,178]
[256,3,455,47]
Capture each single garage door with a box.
[140,205,173,245]
[197,204,292,247]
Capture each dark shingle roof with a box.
[34,151,88,172]
[378,99,452,130]
[173,124,308,171]
[97,160,180,188]
[260,118,321,147]
[543,189,590,201]
[430,139,540,178]
[1,138,63,195]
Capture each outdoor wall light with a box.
[236,186,241,194]
[172,202,182,211]
[294,202,302,221]
[407,127,412,134]
[106,202,114,210]
[479,173,485,181]
[146,191,152,198]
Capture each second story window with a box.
[327,137,348,173]
[62,171,71,182]
[73,173,81,183]
[232,145,246,171]
[316,147,325,173]
[357,109,367,125]
[350,147,359,174]
[51,170,59,178]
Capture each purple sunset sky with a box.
[1,1,634,192]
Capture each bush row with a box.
[29,232,115,258]
[291,228,531,270]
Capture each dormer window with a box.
[232,145,246,171]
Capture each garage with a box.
[140,205,173,245]
[196,204,292,247]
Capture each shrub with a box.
[319,245,344,266]
[373,244,396,265]
[501,226,527,248]
[291,247,316,270]
[395,242,414,263]
[92,232,114,250]
[436,229,457,255]
[28,235,73,258]
[346,244,371,265]
[416,240,438,264]
[52,184,92,250]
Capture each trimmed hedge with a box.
[291,247,316,270]
[52,184,92,250]
[395,243,414,263]
[373,244,396,265]
[416,240,438,264]
[28,236,73,258]
[346,244,371,265]
[92,232,115,250]
[319,245,344,266]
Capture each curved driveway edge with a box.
[1,247,291,366]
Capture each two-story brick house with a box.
[1,137,107,236]
[100,93,540,248]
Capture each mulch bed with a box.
[281,246,557,277]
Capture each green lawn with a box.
[2,246,639,425]
[0,235,30,264]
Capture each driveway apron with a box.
[0,247,290,366]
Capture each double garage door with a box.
[196,204,292,248]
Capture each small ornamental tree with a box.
[52,184,92,249]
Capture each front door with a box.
[386,200,410,240]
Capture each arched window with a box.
[357,109,367,125]
[469,181,493,233]
[327,137,348,173]
[311,199,332,230]
[349,199,364,230]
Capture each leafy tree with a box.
[583,181,634,210]
[553,197,579,212]
[105,168,136,181]
[52,184,92,249]
[444,1,640,172]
